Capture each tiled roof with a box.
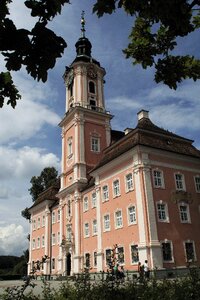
[91,117,200,171]
[29,179,60,210]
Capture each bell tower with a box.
[59,12,112,191]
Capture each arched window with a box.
[89,81,95,94]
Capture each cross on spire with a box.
[81,10,85,38]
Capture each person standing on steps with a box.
[144,260,150,279]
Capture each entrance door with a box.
[66,253,71,276]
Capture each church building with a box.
[28,15,200,277]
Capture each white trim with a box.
[114,209,123,229]
[127,205,137,225]
[178,202,191,223]
[194,175,200,193]
[103,213,111,232]
[161,239,174,263]
[84,222,90,238]
[183,240,197,262]
[156,200,169,223]
[125,172,134,192]
[102,184,109,202]
[174,172,186,191]
[112,178,121,198]
[152,168,165,189]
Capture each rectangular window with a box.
[92,219,97,235]
[42,236,45,247]
[128,206,136,224]
[42,215,45,227]
[83,197,89,212]
[57,232,60,244]
[157,203,167,221]
[105,249,112,266]
[115,210,123,228]
[67,137,73,157]
[102,185,109,201]
[126,173,133,191]
[37,217,40,229]
[37,237,40,248]
[57,210,60,222]
[104,214,110,231]
[32,239,36,250]
[194,176,200,192]
[91,137,100,152]
[162,242,172,261]
[118,246,125,264]
[94,251,97,267]
[179,204,190,223]
[185,241,195,262]
[52,233,56,245]
[52,258,55,270]
[153,170,164,188]
[33,219,36,230]
[113,179,120,197]
[92,192,97,208]
[130,245,139,264]
[175,173,185,190]
[52,212,56,224]
[84,223,89,237]
[85,253,90,268]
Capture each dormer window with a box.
[89,81,95,94]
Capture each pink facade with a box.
[28,24,200,277]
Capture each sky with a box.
[0,1,200,257]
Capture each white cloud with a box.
[0,224,28,256]
[0,146,60,180]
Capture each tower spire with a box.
[81,10,85,38]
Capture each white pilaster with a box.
[96,185,103,271]
[73,192,80,273]
[28,217,33,274]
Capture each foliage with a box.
[21,207,31,221]
[28,167,58,202]
[0,0,69,108]
[93,0,200,89]
[0,251,29,276]
[1,268,200,299]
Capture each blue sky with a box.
[0,1,200,256]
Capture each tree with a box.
[0,0,69,108]
[21,166,58,221]
[1,1,200,109]
[93,0,200,89]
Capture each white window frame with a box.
[125,173,134,192]
[32,239,36,250]
[118,246,125,265]
[83,196,89,212]
[130,244,139,265]
[161,240,174,263]
[93,251,97,268]
[57,232,60,244]
[127,205,137,225]
[67,137,73,158]
[52,212,56,224]
[91,192,97,208]
[92,219,97,235]
[103,214,110,231]
[156,201,169,222]
[113,179,120,197]
[42,235,45,248]
[37,237,40,249]
[37,217,40,229]
[57,210,60,222]
[179,202,190,223]
[174,173,185,191]
[153,169,165,188]
[42,215,45,227]
[102,185,109,201]
[33,219,36,230]
[194,175,200,193]
[66,224,72,242]
[91,136,100,152]
[66,198,72,217]
[115,210,123,229]
[52,233,56,245]
[84,222,90,238]
[184,240,196,262]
